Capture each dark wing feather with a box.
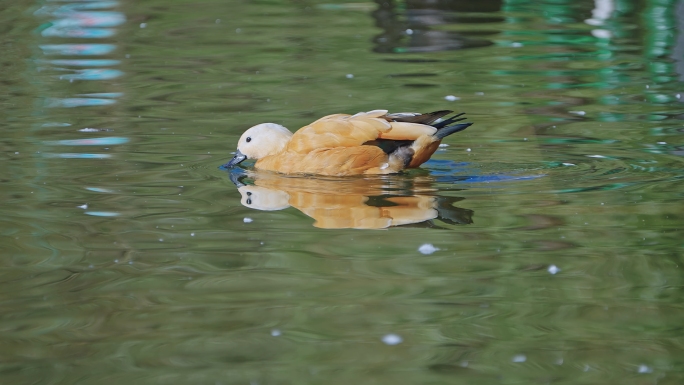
[386,110,453,125]
[363,139,413,154]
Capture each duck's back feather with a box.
[287,114,391,154]
[287,112,444,154]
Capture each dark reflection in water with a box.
[229,170,473,229]
[675,1,684,82]
[372,0,498,53]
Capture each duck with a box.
[222,109,472,176]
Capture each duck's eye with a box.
[246,192,252,196]
[246,137,252,143]
[246,198,252,205]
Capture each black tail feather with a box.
[433,112,467,129]
[434,122,472,140]
[387,110,453,125]
[386,111,472,136]
[365,111,472,154]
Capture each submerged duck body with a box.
[223,109,472,176]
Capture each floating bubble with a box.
[512,354,526,363]
[418,244,439,255]
[382,334,402,345]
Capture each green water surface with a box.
[1,0,684,383]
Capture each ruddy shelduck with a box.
[223,109,472,176]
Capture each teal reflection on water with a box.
[47,59,121,66]
[57,68,123,81]
[45,97,117,107]
[39,43,117,55]
[45,137,128,146]
[41,26,117,38]
[84,211,120,217]
[43,153,112,159]
[85,187,115,193]
[76,92,123,98]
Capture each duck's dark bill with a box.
[223,150,247,168]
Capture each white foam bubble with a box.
[512,354,526,363]
[382,334,402,345]
[418,244,439,255]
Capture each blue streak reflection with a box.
[45,98,117,108]
[58,69,123,80]
[40,44,117,55]
[48,59,120,66]
[43,153,112,159]
[45,137,129,146]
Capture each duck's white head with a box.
[223,123,293,168]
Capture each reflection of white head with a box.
[238,185,290,211]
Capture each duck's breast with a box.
[256,146,387,176]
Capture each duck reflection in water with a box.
[230,170,473,229]
[372,0,500,54]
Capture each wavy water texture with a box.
[0,0,683,384]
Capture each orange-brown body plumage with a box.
[223,109,472,176]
